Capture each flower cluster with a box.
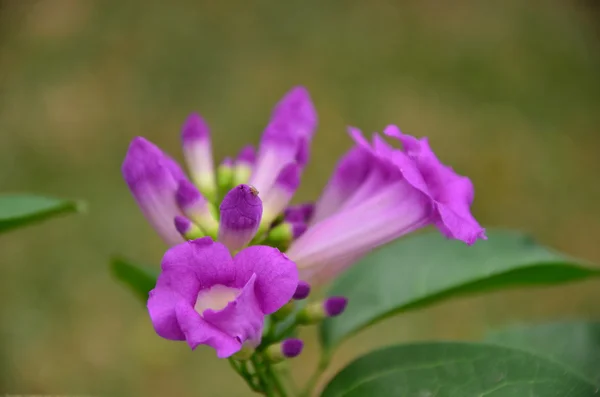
[122,86,485,360]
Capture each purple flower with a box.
[147,238,298,358]
[122,137,186,246]
[181,114,217,202]
[261,163,302,227]
[249,87,317,195]
[219,185,263,252]
[122,87,316,246]
[286,126,486,284]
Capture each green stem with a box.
[228,358,261,393]
[300,352,332,397]
[265,360,288,397]
[251,355,276,396]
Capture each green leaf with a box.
[320,230,600,350]
[321,342,596,397]
[0,194,84,233]
[486,321,600,386]
[110,257,158,301]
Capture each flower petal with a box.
[311,145,371,224]
[175,302,242,358]
[161,238,235,288]
[232,246,298,314]
[384,126,486,244]
[202,273,264,349]
[147,286,186,340]
[288,181,433,280]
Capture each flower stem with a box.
[251,354,277,396]
[228,358,261,392]
[265,360,289,397]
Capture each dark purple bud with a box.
[218,184,263,251]
[281,338,304,358]
[181,113,210,144]
[324,296,348,317]
[293,281,311,300]
[176,179,205,211]
[274,163,301,193]
[174,215,192,235]
[236,145,256,165]
[284,203,315,223]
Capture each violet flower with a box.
[122,87,316,247]
[286,126,487,283]
[123,86,484,288]
[147,237,298,358]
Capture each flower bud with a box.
[265,339,304,363]
[233,145,256,186]
[260,163,301,229]
[297,296,348,325]
[293,281,311,300]
[176,179,218,238]
[218,184,263,252]
[174,216,205,240]
[181,113,217,203]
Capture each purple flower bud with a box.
[281,338,303,358]
[181,113,216,202]
[176,179,206,213]
[284,203,315,223]
[176,179,218,237]
[293,281,311,300]
[122,137,186,246]
[265,338,304,362]
[174,215,193,235]
[261,163,301,227]
[324,296,348,317]
[182,113,210,143]
[236,145,256,166]
[174,216,204,240]
[218,184,263,251]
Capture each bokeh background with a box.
[1,0,599,395]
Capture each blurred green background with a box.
[1,0,599,395]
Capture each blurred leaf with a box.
[110,257,158,301]
[320,342,596,397]
[0,194,84,233]
[486,321,600,386]
[320,230,600,350]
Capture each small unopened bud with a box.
[293,281,311,300]
[174,216,205,240]
[284,203,315,223]
[181,113,217,203]
[233,145,256,186]
[261,163,301,228]
[216,157,234,197]
[265,339,304,363]
[324,296,348,317]
[297,296,348,325]
[218,184,263,252]
[176,179,218,238]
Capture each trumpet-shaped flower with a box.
[286,126,487,283]
[147,238,298,358]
